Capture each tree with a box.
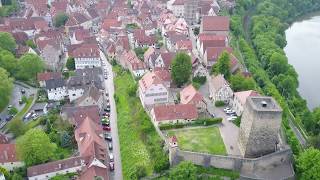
[16,129,57,166]
[267,52,288,76]
[0,166,9,178]
[0,49,18,75]
[169,161,197,180]
[54,13,69,27]
[193,27,200,36]
[211,51,231,80]
[16,53,44,81]
[171,52,192,87]
[66,57,75,70]
[25,39,36,49]
[8,118,26,137]
[0,32,16,52]
[11,173,23,180]
[230,74,256,91]
[296,148,320,180]
[0,68,13,111]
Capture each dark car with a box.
[109,162,114,171]
[21,89,26,94]
[108,142,113,150]
[104,133,112,141]
[5,115,13,121]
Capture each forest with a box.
[230,0,320,179]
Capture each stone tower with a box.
[184,0,198,25]
[238,96,282,158]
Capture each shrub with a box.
[193,76,206,85]
[215,101,225,107]
[159,118,222,130]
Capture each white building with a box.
[139,71,169,107]
[45,78,67,101]
[232,90,259,116]
[208,74,233,103]
[69,44,101,69]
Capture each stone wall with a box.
[170,147,295,180]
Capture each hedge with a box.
[159,118,223,130]
[215,101,225,107]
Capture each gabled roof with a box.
[27,156,85,177]
[62,105,100,126]
[159,52,176,69]
[234,90,260,106]
[45,78,65,90]
[180,84,204,104]
[172,0,184,5]
[37,72,62,81]
[0,144,19,163]
[210,74,229,90]
[139,71,165,93]
[202,16,230,31]
[153,104,198,121]
[206,47,232,62]
[69,43,100,58]
[75,85,103,105]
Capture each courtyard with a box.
[167,126,227,155]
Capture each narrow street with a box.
[100,50,123,180]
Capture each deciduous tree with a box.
[169,161,197,180]
[54,13,69,27]
[0,32,16,52]
[0,68,13,111]
[171,52,192,87]
[66,57,75,70]
[16,129,57,166]
[211,51,231,80]
[296,148,320,180]
[16,53,44,81]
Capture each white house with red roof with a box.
[118,50,148,77]
[200,16,230,36]
[0,144,24,171]
[209,74,233,103]
[232,90,260,116]
[68,43,101,69]
[180,84,206,112]
[139,71,169,107]
[150,104,198,125]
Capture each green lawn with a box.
[168,127,226,155]
[114,66,168,179]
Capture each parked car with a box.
[109,162,114,171]
[21,89,26,94]
[31,113,38,120]
[19,99,23,104]
[5,115,13,121]
[103,126,111,131]
[227,116,237,121]
[109,153,114,162]
[7,105,12,110]
[104,133,112,141]
[24,112,32,120]
[108,142,113,150]
[226,110,235,114]
[223,107,231,112]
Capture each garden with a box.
[167,126,226,155]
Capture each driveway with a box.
[100,50,123,180]
[0,82,37,128]
[199,81,241,156]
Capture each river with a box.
[284,15,320,110]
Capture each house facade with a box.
[208,74,233,103]
[69,44,101,69]
[232,90,259,116]
[150,104,198,125]
[139,71,169,107]
[45,78,67,101]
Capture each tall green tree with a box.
[171,52,192,87]
[16,129,57,166]
[66,57,75,70]
[230,74,256,91]
[296,148,320,180]
[169,161,197,180]
[16,53,44,81]
[8,118,26,137]
[0,49,18,75]
[0,67,13,111]
[267,52,288,76]
[54,13,69,27]
[211,51,231,80]
[0,32,16,52]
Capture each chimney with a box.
[261,101,267,108]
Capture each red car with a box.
[109,162,114,171]
[103,126,111,131]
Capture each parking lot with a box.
[0,82,37,128]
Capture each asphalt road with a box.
[100,50,123,180]
[0,82,37,128]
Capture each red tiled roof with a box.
[172,0,184,5]
[153,104,198,121]
[70,43,100,58]
[37,72,62,81]
[154,68,171,82]
[139,71,164,93]
[206,47,232,62]
[62,105,100,126]
[102,18,121,31]
[180,84,204,105]
[160,52,176,69]
[27,156,85,177]
[0,144,19,163]
[202,16,230,31]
